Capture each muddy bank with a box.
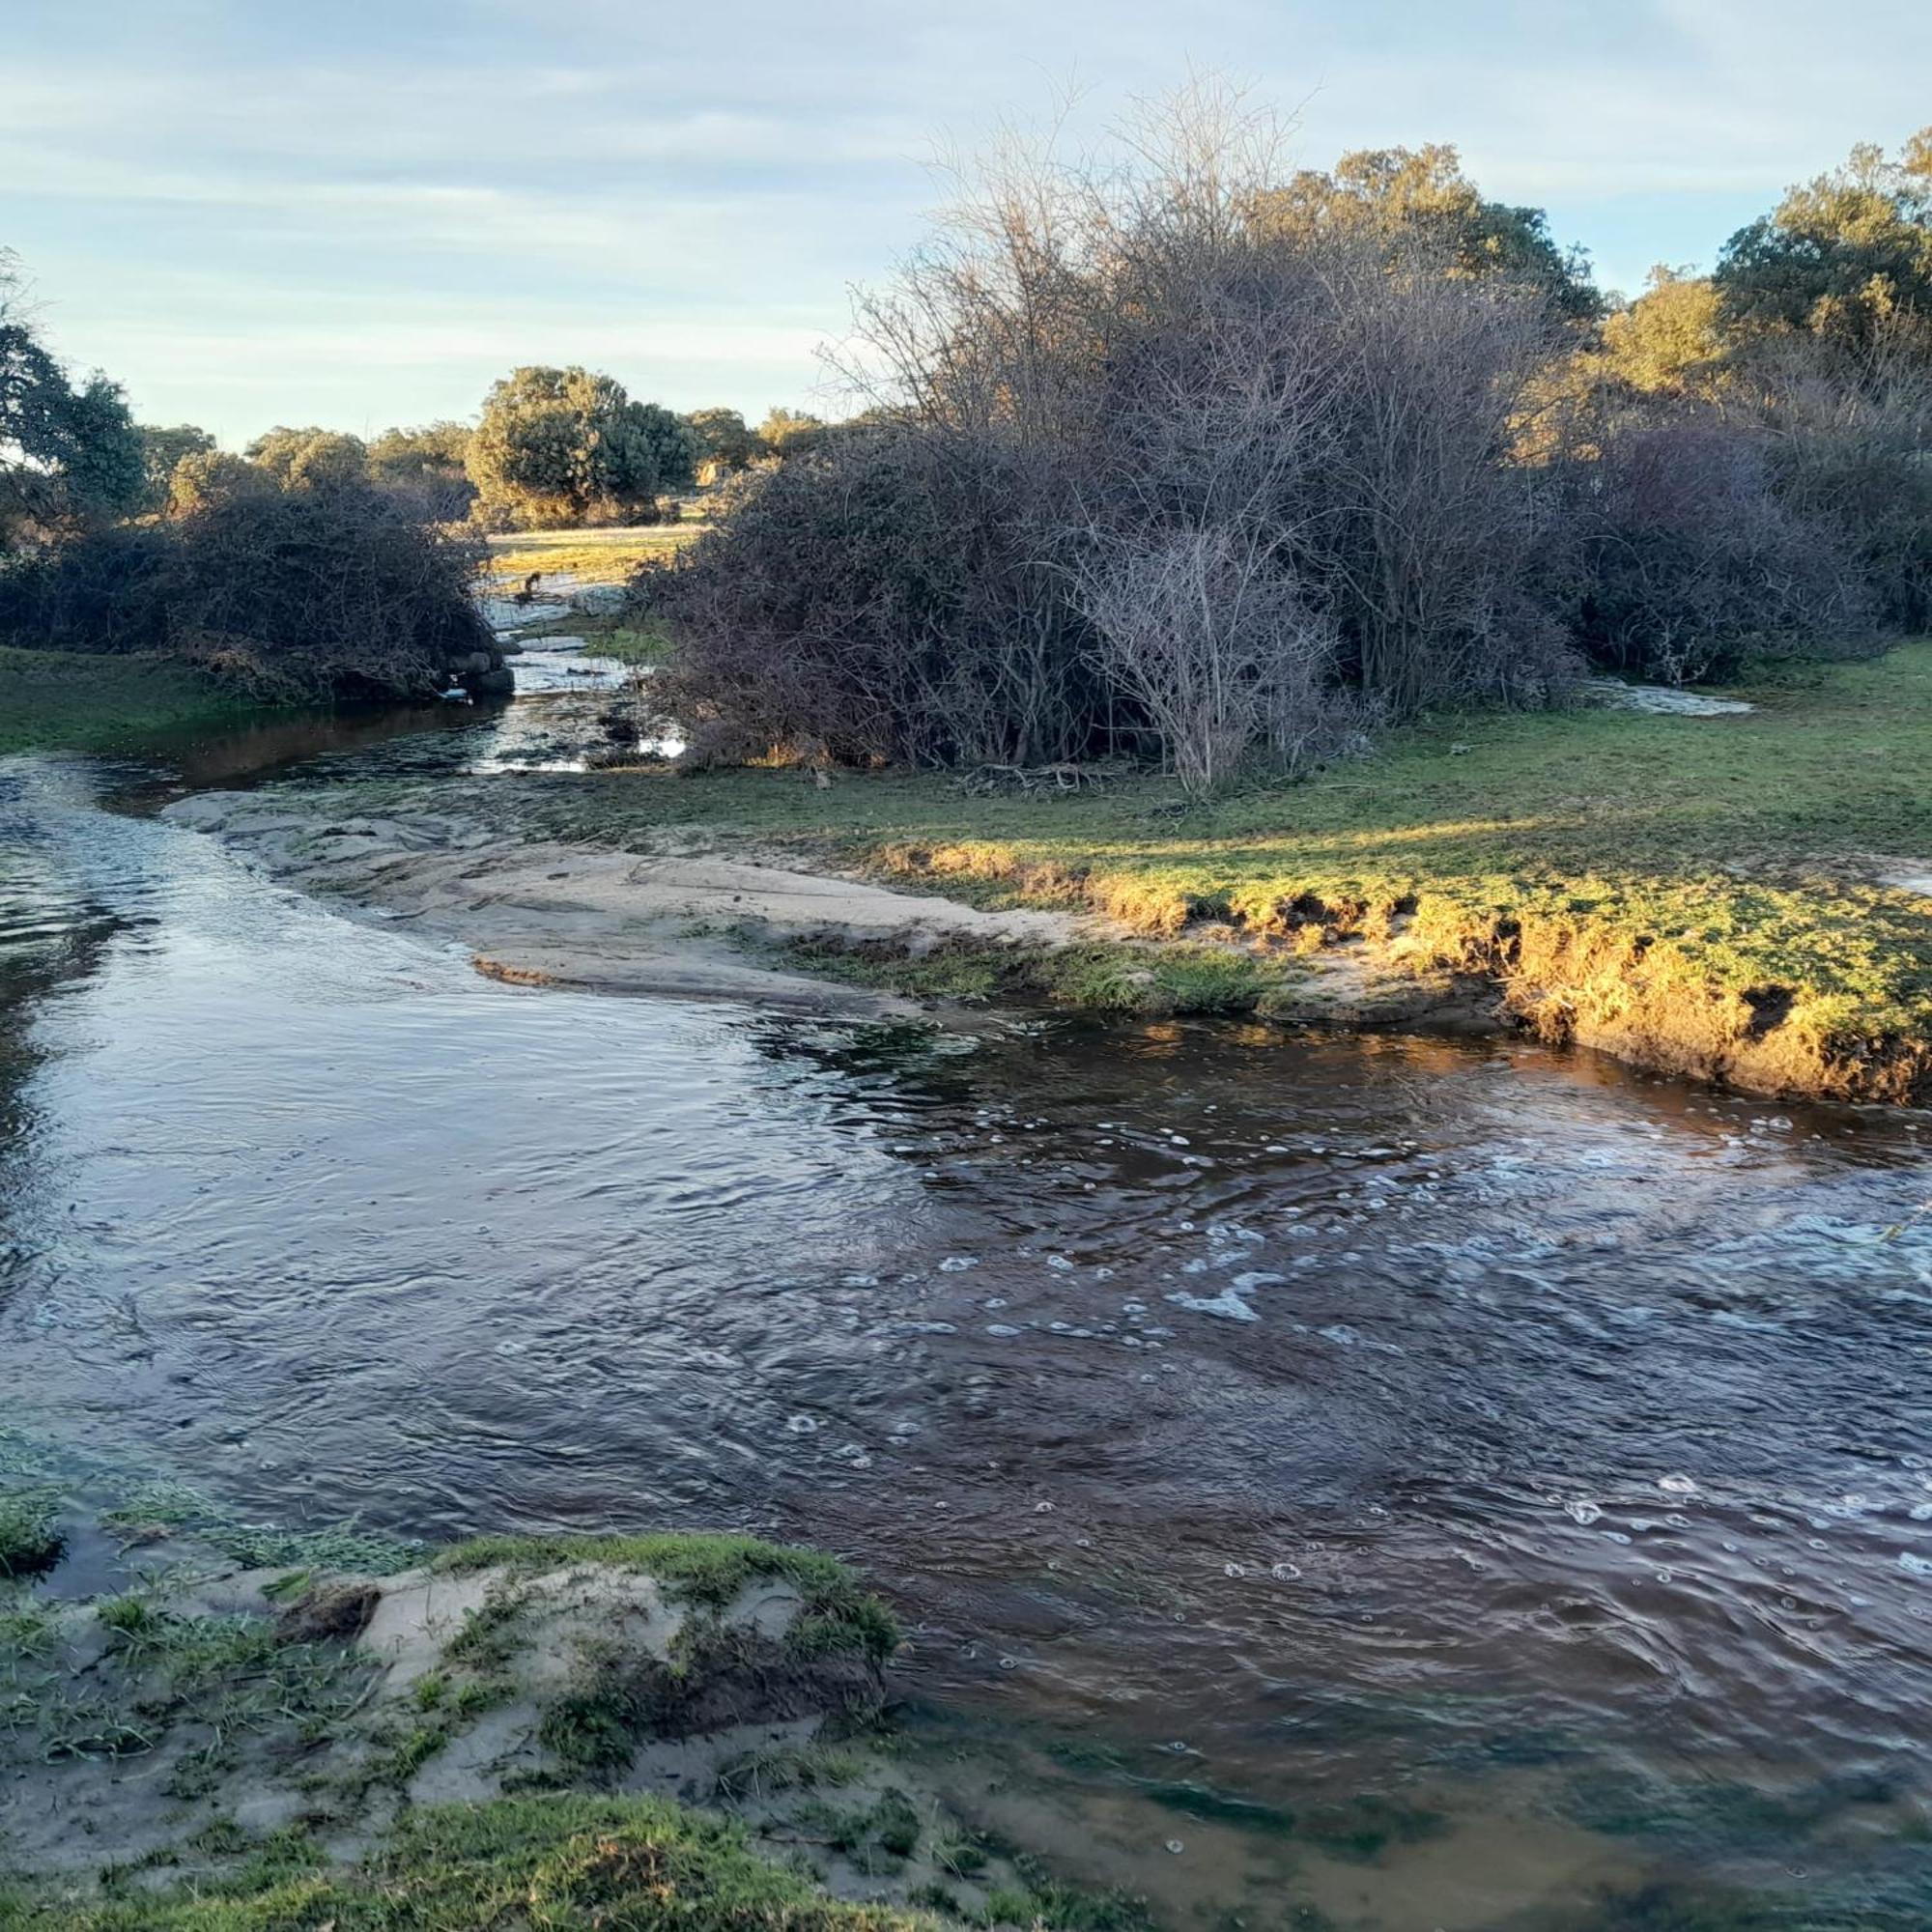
[880,841,1932,1105]
[161,776,1925,1102]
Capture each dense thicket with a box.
[0,488,495,701]
[653,103,1932,789]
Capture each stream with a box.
[2,660,1930,1928]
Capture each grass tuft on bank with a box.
[23,1794,934,1930]
[435,1531,900,1661]
[0,1490,64,1577]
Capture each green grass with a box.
[0,1492,63,1578]
[472,642,1932,1097]
[434,1532,899,1660]
[14,1793,935,1930]
[0,645,249,754]
[99,1483,419,1577]
[598,622,673,667]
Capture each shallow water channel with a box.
[3,666,1931,1928]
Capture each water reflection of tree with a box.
[0,902,116,1231]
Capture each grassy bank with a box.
[0,645,250,754]
[506,645,1932,1102]
[483,523,702,590]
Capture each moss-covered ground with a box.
[5,1794,934,1930]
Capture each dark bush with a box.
[651,94,1605,791]
[1758,360,1932,635]
[653,429,1094,767]
[1564,413,1876,684]
[656,99,1926,781]
[0,486,497,701]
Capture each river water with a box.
[2,666,1930,1928]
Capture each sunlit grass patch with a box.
[484,523,704,588]
[476,640,1932,1097]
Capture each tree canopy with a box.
[166,447,279,517]
[683,407,764,482]
[136,423,216,504]
[467,366,696,528]
[367,421,476,519]
[245,425,370,492]
[1,253,146,542]
[1253,145,1601,320]
[757,408,830,457]
[1597,268,1729,397]
[1716,127,1932,356]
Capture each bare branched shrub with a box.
[1071,529,1340,792]
[654,86,1591,782]
[1752,332,1932,634]
[660,83,1927,777]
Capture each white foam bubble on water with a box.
[1165,1288,1260,1322]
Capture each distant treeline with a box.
[0,256,831,696]
[646,104,1932,788]
[5,104,1931,736]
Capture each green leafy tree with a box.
[137,423,216,504]
[244,425,368,492]
[468,366,695,527]
[1,255,145,540]
[368,421,476,519]
[284,432,370,494]
[1598,268,1729,397]
[757,407,830,458]
[683,406,764,483]
[1716,128,1932,356]
[166,448,279,517]
[1255,145,1601,320]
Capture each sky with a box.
[6,0,1928,448]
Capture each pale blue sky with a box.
[6,0,1927,445]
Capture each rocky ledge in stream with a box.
[0,1520,1120,1929]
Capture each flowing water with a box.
[2,666,1930,1928]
